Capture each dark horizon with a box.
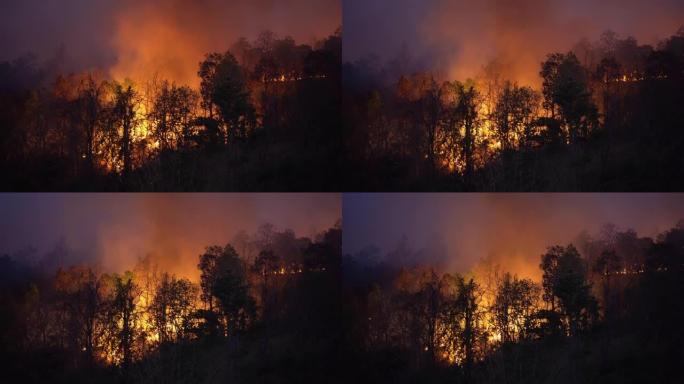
[344,0,684,86]
[343,193,684,278]
[0,193,341,279]
[1,0,340,86]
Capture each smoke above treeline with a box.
[343,194,684,280]
[343,0,684,86]
[1,0,340,86]
[0,194,341,280]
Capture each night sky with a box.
[0,193,340,279]
[1,0,340,85]
[343,193,684,279]
[343,0,684,85]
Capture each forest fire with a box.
[343,193,684,381]
[345,0,683,87]
[38,231,339,367]
[343,0,684,191]
[394,33,683,176]
[0,29,341,184]
[0,0,341,191]
[0,193,342,381]
[105,0,340,88]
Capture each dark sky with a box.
[343,193,684,279]
[0,193,340,279]
[1,0,340,85]
[343,0,684,85]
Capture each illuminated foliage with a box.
[150,273,198,343]
[149,81,198,151]
[0,31,341,190]
[492,82,540,150]
[344,28,684,191]
[492,273,540,343]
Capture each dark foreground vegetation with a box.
[0,30,340,191]
[0,223,342,383]
[343,28,684,191]
[342,221,684,383]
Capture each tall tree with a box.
[253,249,280,318]
[540,53,599,143]
[455,277,479,378]
[199,244,255,336]
[107,272,139,367]
[415,270,441,365]
[421,78,441,174]
[492,273,540,343]
[492,82,540,150]
[198,52,255,142]
[540,245,562,311]
[76,75,104,173]
[149,81,197,151]
[593,249,622,321]
[540,245,598,335]
[212,244,255,336]
[438,81,462,172]
[54,265,101,366]
[455,82,480,181]
[198,246,220,311]
[110,82,137,176]
[150,273,198,343]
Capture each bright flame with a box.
[134,102,150,140]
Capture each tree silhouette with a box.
[540,52,599,143]
[540,245,598,335]
[54,265,101,366]
[455,82,480,182]
[106,272,139,367]
[253,249,280,318]
[75,76,105,173]
[0,31,344,190]
[592,249,621,320]
[198,246,220,312]
[422,79,441,174]
[493,82,540,150]
[110,82,138,176]
[150,273,197,343]
[198,52,255,142]
[149,81,197,151]
[0,223,345,382]
[416,270,441,365]
[455,276,479,378]
[203,244,255,336]
[493,273,540,343]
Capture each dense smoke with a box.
[343,194,684,280]
[0,194,341,280]
[1,0,340,86]
[343,0,684,86]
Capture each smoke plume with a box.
[343,193,684,281]
[343,0,684,86]
[1,0,340,86]
[0,193,341,280]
